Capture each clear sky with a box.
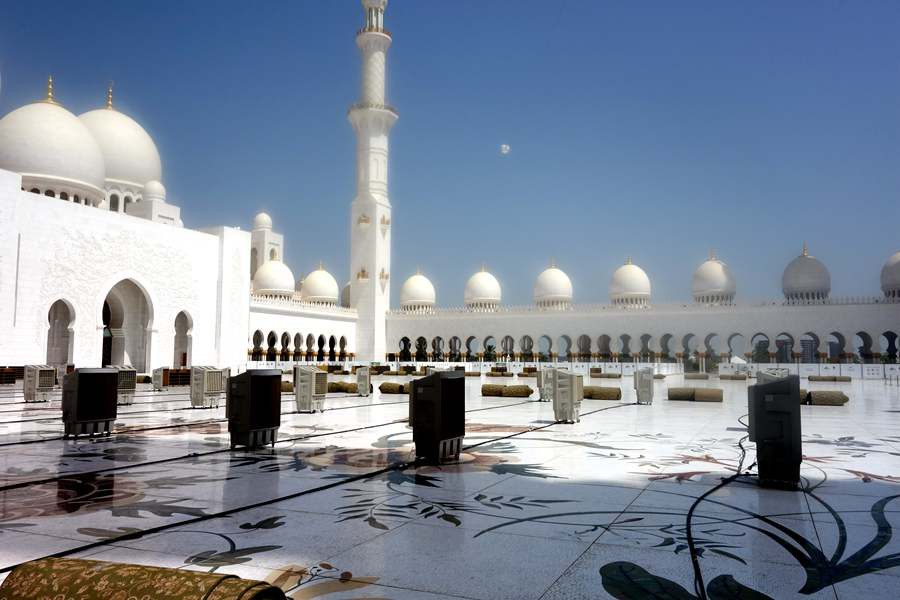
[2,1,898,305]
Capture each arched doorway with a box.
[339,336,347,360]
[173,311,192,367]
[266,331,278,361]
[280,332,292,361]
[251,330,264,361]
[317,335,326,361]
[328,335,337,361]
[102,279,153,372]
[47,299,75,368]
[399,337,412,361]
[415,336,428,361]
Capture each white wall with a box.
[0,171,250,371]
[248,297,357,359]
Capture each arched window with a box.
[269,248,277,260]
[59,192,69,201]
[30,187,40,194]
[110,194,120,212]
[44,190,55,198]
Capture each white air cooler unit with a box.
[294,366,327,412]
[24,365,56,402]
[190,366,226,408]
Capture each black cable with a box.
[684,414,753,599]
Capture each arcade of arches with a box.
[389,331,900,369]
[250,330,350,362]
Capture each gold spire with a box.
[549,258,556,268]
[480,263,486,272]
[625,256,632,265]
[45,75,55,103]
[708,248,716,261]
[415,266,422,275]
[801,241,809,257]
[106,81,114,109]
[318,261,324,270]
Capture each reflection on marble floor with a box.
[0,375,899,598]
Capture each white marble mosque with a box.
[0,1,899,599]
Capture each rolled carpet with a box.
[808,375,834,382]
[693,388,723,402]
[280,381,293,392]
[653,374,667,379]
[834,376,852,382]
[501,385,534,398]
[328,381,358,393]
[808,391,849,406]
[667,387,695,401]
[595,373,622,379]
[482,384,506,397]
[584,386,621,400]
[379,382,407,394]
[465,372,482,377]
[518,373,537,377]
[684,373,709,380]
[0,558,286,599]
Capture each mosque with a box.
[0,0,898,376]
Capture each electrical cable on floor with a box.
[685,413,755,599]
[0,398,636,574]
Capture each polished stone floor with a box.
[0,373,898,599]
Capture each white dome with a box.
[782,243,830,301]
[880,251,900,298]
[692,252,736,303]
[400,272,436,309]
[143,179,166,201]
[252,260,295,296]
[301,267,340,304]
[0,99,106,202]
[79,105,161,192]
[465,268,501,307]
[253,212,273,230]
[534,266,572,307]
[610,259,651,305]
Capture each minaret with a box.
[349,0,397,361]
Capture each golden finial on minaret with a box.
[106,81,114,109]
[802,241,809,257]
[45,75,55,103]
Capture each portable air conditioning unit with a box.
[190,366,226,408]
[356,366,371,397]
[113,366,137,405]
[23,365,56,402]
[552,369,583,423]
[536,368,554,402]
[294,365,327,412]
[152,367,168,391]
[634,367,654,405]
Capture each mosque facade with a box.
[0,0,898,374]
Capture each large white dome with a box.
[79,103,161,193]
[400,272,436,310]
[610,259,651,306]
[0,97,106,203]
[534,265,572,308]
[692,252,736,304]
[881,251,900,300]
[465,268,501,308]
[301,266,340,304]
[252,260,295,296]
[253,212,273,230]
[782,243,830,302]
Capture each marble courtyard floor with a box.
[0,374,899,599]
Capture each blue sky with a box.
[2,1,898,305]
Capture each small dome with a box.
[880,251,900,300]
[301,266,340,304]
[252,260,295,296]
[465,267,501,308]
[143,180,166,201]
[0,95,106,202]
[79,102,161,192]
[253,212,273,230]
[534,265,572,307]
[782,243,830,302]
[692,252,736,304]
[340,282,351,308]
[400,272,436,310]
[610,259,651,306]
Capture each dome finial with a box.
[625,256,632,265]
[709,248,717,261]
[318,260,324,270]
[415,266,421,275]
[480,263,487,272]
[45,75,55,104]
[106,81,114,109]
[549,257,556,268]
[801,241,809,257]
